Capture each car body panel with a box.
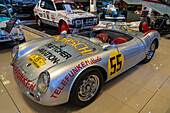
[12,28,160,106]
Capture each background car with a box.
[12,2,35,18]
[11,24,160,107]
[0,4,25,44]
[150,14,170,34]
[0,1,13,14]
[34,0,99,34]
[101,2,126,20]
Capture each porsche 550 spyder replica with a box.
[0,4,25,44]
[11,25,160,107]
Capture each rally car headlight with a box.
[11,45,19,60]
[37,71,50,93]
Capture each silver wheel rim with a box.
[37,18,41,26]
[147,42,156,60]
[78,75,100,101]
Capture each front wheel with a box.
[142,40,156,63]
[70,68,103,107]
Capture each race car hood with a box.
[15,36,99,80]
[67,10,97,19]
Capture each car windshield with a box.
[0,6,10,17]
[55,3,78,11]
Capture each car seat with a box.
[96,33,108,43]
[111,37,128,45]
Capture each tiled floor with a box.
[0,29,170,113]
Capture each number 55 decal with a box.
[108,51,124,77]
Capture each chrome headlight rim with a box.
[37,71,50,93]
[11,45,19,60]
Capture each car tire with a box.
[142,40,156,63]
[37,17,44,28]
[59,20,70,34]
[70,68,103,107]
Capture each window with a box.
[36,3,39,8]
[55,3,78,10]
[40,0,55,11]
[40,0,45,8]
[45,1,55,10]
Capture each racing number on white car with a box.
[108,51,124,77]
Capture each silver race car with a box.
[11,25,160,107]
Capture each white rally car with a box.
[34,0,99,34]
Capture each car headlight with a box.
[37,71,50,93]
[11,45,19,60]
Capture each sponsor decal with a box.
[42,10,46,18]
[45,43,72,59]
[50,56,102,98]
[58,13,69,20]
[42,19,57,26]
[13,62,36,92]
[51,15,55,20]
[38,48,60,64]
[126,22,132,27]
[49,36,97,55]
[39,13,43,17]
[46,11,50,19]
[34,9,39,11]
[27,54,46,69]
[108,51,124,77]
[74,18,98,27]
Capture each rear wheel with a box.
[142,40,156,63]
[70,68,103,107]
[37,17,44,28]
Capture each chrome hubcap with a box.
[147,42,156,59]
[78,75,100,101]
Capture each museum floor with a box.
[0,29,170,113]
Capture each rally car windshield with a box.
[0,6,10,17]
[55,3,78,10]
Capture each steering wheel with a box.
[96,36,107,43]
